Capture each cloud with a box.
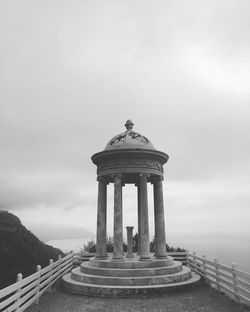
[164,178,250,236]
[0,0,249,242]
[0,170,96,210]
[26,222,94,242]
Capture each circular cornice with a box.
[91,148,169,165]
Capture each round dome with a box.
[104,120,155,151]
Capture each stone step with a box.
[81,261,183,277]
[62,271,201,297]
[89,256,174,269]
[70,266,191,286]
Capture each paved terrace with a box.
[26,281,247,312]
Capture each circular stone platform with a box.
[62,255,200,297]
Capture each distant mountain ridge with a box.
[0,210,64,289]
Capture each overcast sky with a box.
[0,0,249,245]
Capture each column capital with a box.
[97,176,109,184]
[111,174,124,185]
[111,173,122,179]
[139,173,150,178]
[151,175,163,184]
[126,226,134,230]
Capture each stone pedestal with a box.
[126,226,134,258]
[63,255,201,296]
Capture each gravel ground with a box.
[26,282,248,312]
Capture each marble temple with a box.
[63,120,200,296]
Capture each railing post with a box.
[193,252,197,271]
[185,250,189,266]
[184,250,188,265]
[71,251,74,269]
[35,265,41,304]
[58,254,62,275]
[202,255,206,277]
[70,250,73,267]
[14,273,22,312]
[214,258,221,292]
[48,259,53,292]
[232,262,239,302]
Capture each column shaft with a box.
[137,184,141,255]
[139,174,151,260]
[126,226,134,258]
[153,176,167,258]
[113,175,123,260]
[95,178,107,259]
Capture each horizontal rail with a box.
[1,250,249,311]
[190,264,250,305]
[20,271,40,288]
[167,252,187,255]
[18,293,40,312]
[188,253,249,277]
[21,280,37,296]
[0,292,19,310]
[0,281,20,300]
[0,253,74,312]
[187,252,250,307]
[236,269,250,280]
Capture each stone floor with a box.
[26,281,248,312]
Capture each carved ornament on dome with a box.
[97,158,163,172]
[108,131,150,147]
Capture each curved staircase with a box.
[63,255,200,296]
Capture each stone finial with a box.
[125,119,134,130]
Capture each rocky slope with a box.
[0,210,64,289]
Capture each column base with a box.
[139,255,152,261]
[95,255,108,260]
[112,255,125,261]
[155,255,168,259]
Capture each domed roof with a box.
[105,120,156,151]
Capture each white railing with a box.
[167,251,188,263]
[188,252,250,307]
[0,253,74,312]
[75,251,189,264]
[2,250,249,310]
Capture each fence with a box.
[75,251,189,264]
[167,251,188,263]
[1,251,249,310]
[0,253,74,312]
[187,252,250,307]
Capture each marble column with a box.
[113,175,123,260]
[126,226,134,258]
[137,184,141,255]
[139,173,151,260]
[153,176,167,258]
[95,177,107,259]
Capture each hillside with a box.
[0,210,64,289]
